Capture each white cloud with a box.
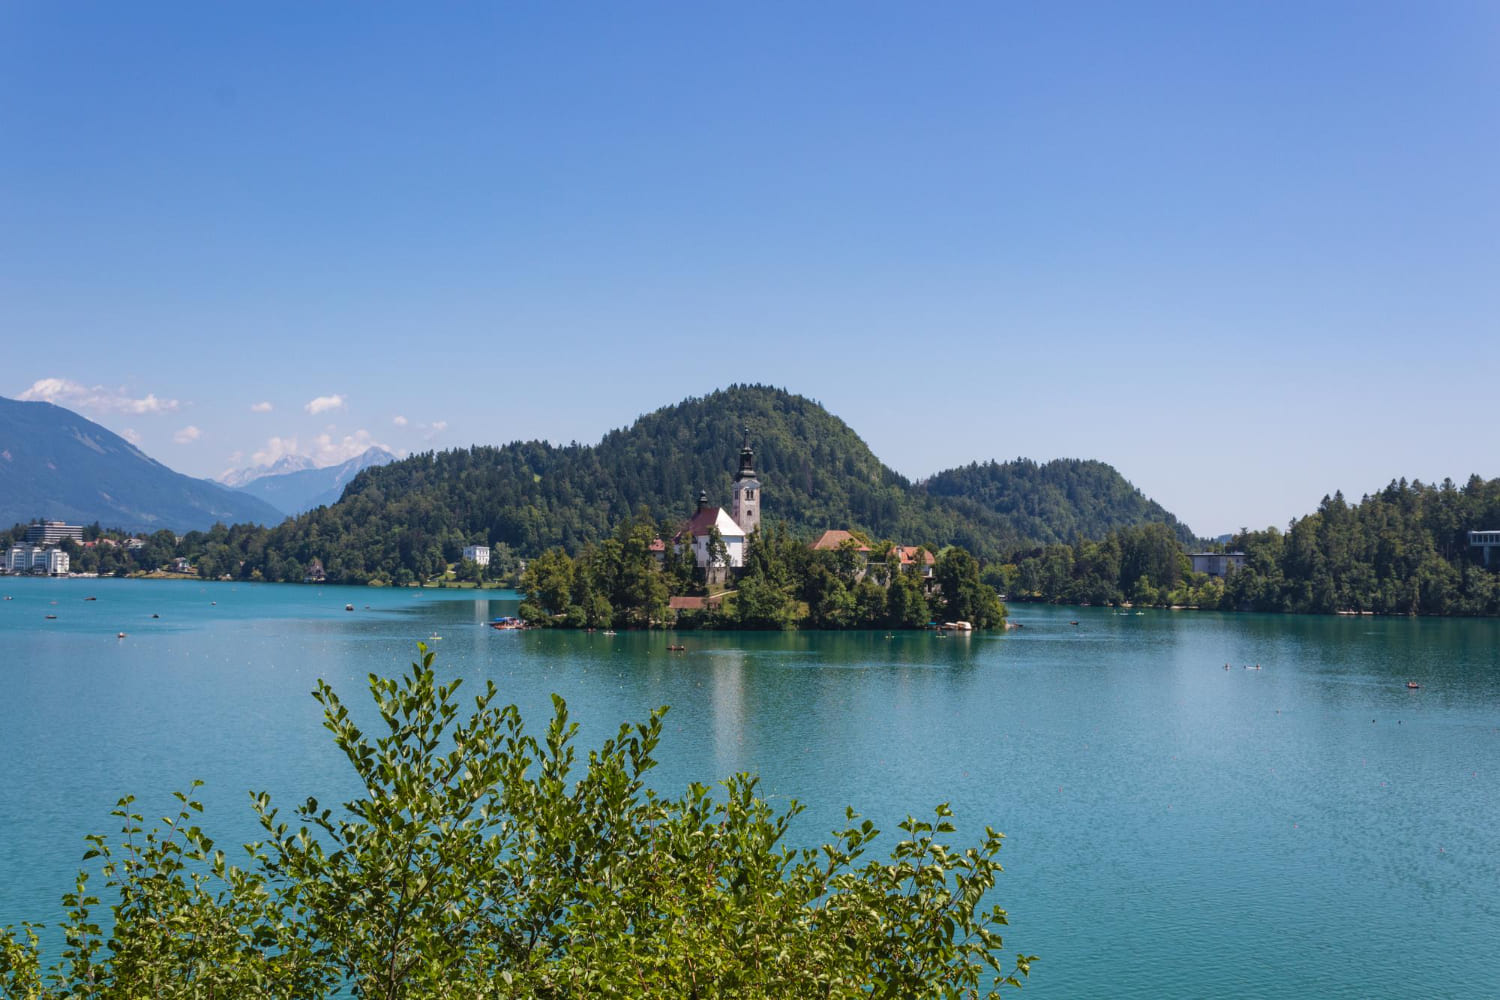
[19,377,180,415]
[121,427,142,445]
[430,420,447,432]
[250,401,273,413]
[251,435,301,466]
[173,425,201,444]
[304,394,346,415]
[392,415,408,427]
[311,429,387,465]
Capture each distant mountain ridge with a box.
[231,385,1194,582]
[226,447,397,516]
[219,454,316,488]
[0,396,285,532]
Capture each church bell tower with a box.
[731,427,761,537]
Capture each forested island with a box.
[515,515,1005,630]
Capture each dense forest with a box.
[922,459,1194,547]
[998,476,1500,616]
[7,385,1191,584]
[517,514,1006,630]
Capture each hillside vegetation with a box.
[225,386,1190,582]
[1003,477,1500,616]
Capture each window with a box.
[744,489,755,499]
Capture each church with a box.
[678,430,762,577]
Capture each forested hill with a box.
[233,386,1190,583]
[921,459,1195,547]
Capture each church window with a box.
[745,489,755,499]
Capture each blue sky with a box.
[3,2,1497,536]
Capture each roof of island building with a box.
[895,545,936,567]
[811,529,871,552]
[682,500,746,540]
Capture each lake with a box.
[2,578,1497,997]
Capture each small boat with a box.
[45,615,57,620]
[940,621,974,632]
[1069,621,1079,626]
[602,629,617,636]
[667,644,686,652]
[345,603,354,611]
[84,596,97,602]
[1406,681,1421,690]
[117,632,127,639]
[151,613,160,619]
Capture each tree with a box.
[0,647,1034,998]
[518,547,575,622]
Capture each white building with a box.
[44,548,69,575]
[1188,552,1246,578]
[3,546,69,575]
[462,545,491,567]
[25,521,83,545]
[674,431,763,580]
[683,500,748,570]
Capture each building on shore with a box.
[1470,530,1500,567]
[2,545,70,575]
[1188,552,1247,578]
[462,544,491,567]
[25,521,84,546]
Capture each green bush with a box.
[1,646,1032,999]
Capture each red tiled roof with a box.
[648,538,666,552]
[811,529,870,552]
[668,595,723,610]
[684,506,723,537]
[896,546,935,566]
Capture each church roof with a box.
[685,506,746,539]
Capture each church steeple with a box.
[736,426,755,480]
[731,426,761,536]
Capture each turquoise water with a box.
[2,578,1498,997]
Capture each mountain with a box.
[227,447,397,516]
[920,459,1196,547]
[227,385,1192,583]
[219,454,317,488]
[0,397,286,532]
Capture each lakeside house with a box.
[810,530,935,581]
[1188,552,1247,578]
[2,545,70,575]
[462,544,491,567]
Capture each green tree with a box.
[518,547,575,622]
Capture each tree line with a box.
[993,476,1500,616]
